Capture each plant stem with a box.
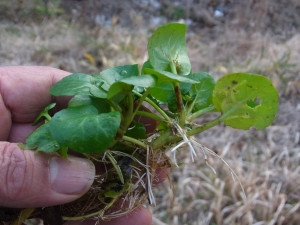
[151,112,226,150]
[151,130,181,150]
[187,115,223,136]
[135,111,165,122]
[131,88,150,121]
[108,100,122,112]
[45,114,52,121]
[187,95,251,135]
[106,151,124,184]
[119,93,134,136]
[122,135,147,149]
[148,114,225,150]
[174,81,185,126]
[125,93,134,125]
[170,60,185,127]
[164,110,177,119]
[133,90,171,123]
[187,105,216,121]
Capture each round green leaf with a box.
[213,73,279,130]
[148,23,191,75]
[49,105,121,153]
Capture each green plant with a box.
[14,23,278,224]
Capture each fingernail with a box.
[49,156,95,194]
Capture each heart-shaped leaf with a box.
[49,105,121,153]
[148,23,191,75]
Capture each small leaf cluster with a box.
[23,23,279,156]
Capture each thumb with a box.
[0,142,95,208]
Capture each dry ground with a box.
[1,2,300,224]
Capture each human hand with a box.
[0,66,165,225]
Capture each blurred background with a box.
[1,0,300,224]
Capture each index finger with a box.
[0,66,70,140]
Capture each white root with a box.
[146,145,156,205]
[170,121,246,198]
[173,123,197,161]
[93,120,246,220]
[170,140,186,167]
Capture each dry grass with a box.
[1,16,300,225]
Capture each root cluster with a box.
[1,147,171,225]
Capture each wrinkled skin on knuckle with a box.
[0,143,29,203]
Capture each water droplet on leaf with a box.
[120,70,127,76]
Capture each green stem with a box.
[131,89,150,121]
[120,93,134,132]
[122,135,147,149]
[187,115,223,136]
[135,111,165,122]
[173,81,186,127]
[133,90,171,123]
[151,130,181,150]
[188,91,255,134]
[187,105,216,121]
[164,110,177,119]
[45,114,52,121]
[106,151,124,184]
[108,100,122,112]
[152,98,247,149]
[170,60,185,127]
[113,128,125,144]
[125,93,134,124]
[151,114,224,150]
[112,94,134,145]
[170,59,178,75]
